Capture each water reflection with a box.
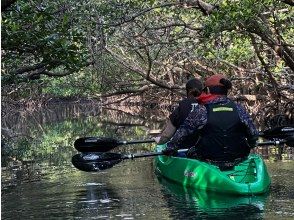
[1,102,163,139]
[1,103,162,170]
[1,160,43,191]
[157,176,268,220]
[265,161,294,218]
[73,182,121,219]
[1,103,294,219]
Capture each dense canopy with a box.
[1,0,293,125]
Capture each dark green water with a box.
[1,104,294,219]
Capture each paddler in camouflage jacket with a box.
[163,74,259,163]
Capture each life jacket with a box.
[196,100,250,161]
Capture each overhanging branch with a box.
[180,0,218,15]
[105,47,182,90]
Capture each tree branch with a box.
[249,33,281,95]
[97,85,149,98]
[105,47,182,90]
[180,0,218,15]
[10,63,47,75]
[100,3,178,27]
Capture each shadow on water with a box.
[157,176,268,220]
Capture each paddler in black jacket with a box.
[154,77,203,148]
[163,74,259,165]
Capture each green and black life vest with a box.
[196,100,250,161]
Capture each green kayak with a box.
[155,144,271,195]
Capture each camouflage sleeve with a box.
[166,105,207,150]
[236,104,259,147]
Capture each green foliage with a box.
[41,53,142,97]
[203,0,294,47]
[42,72,94,97]
[212,34,254,65]
[2,1,85,67]
[2,0,293,101]
[204,0,273,36]
[2,0,147,98]
[2,0,90,79]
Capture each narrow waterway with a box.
[1,103,293,219]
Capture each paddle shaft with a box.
[259,126,294,138]
[74,125,293,152]
[74,137,155,152]
[118,140,290,160]
[117,140,291,161]
[117,139,155,145]
[256,140,287,146]
[121,149,188,160]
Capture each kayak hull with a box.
[154,145,271,195]
[157,176,269,213]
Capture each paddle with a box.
[256,138,293,146]
[71,149,188,172]
[72,139,293,172]
[74,125,293,153]
[74,137,155,152]
[259,125,294,139]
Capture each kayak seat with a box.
[202,157,248,171]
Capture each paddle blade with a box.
[261,125,294,139]
[74,137,119,152]
[71,153,122,172]
[285,136,294,147]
